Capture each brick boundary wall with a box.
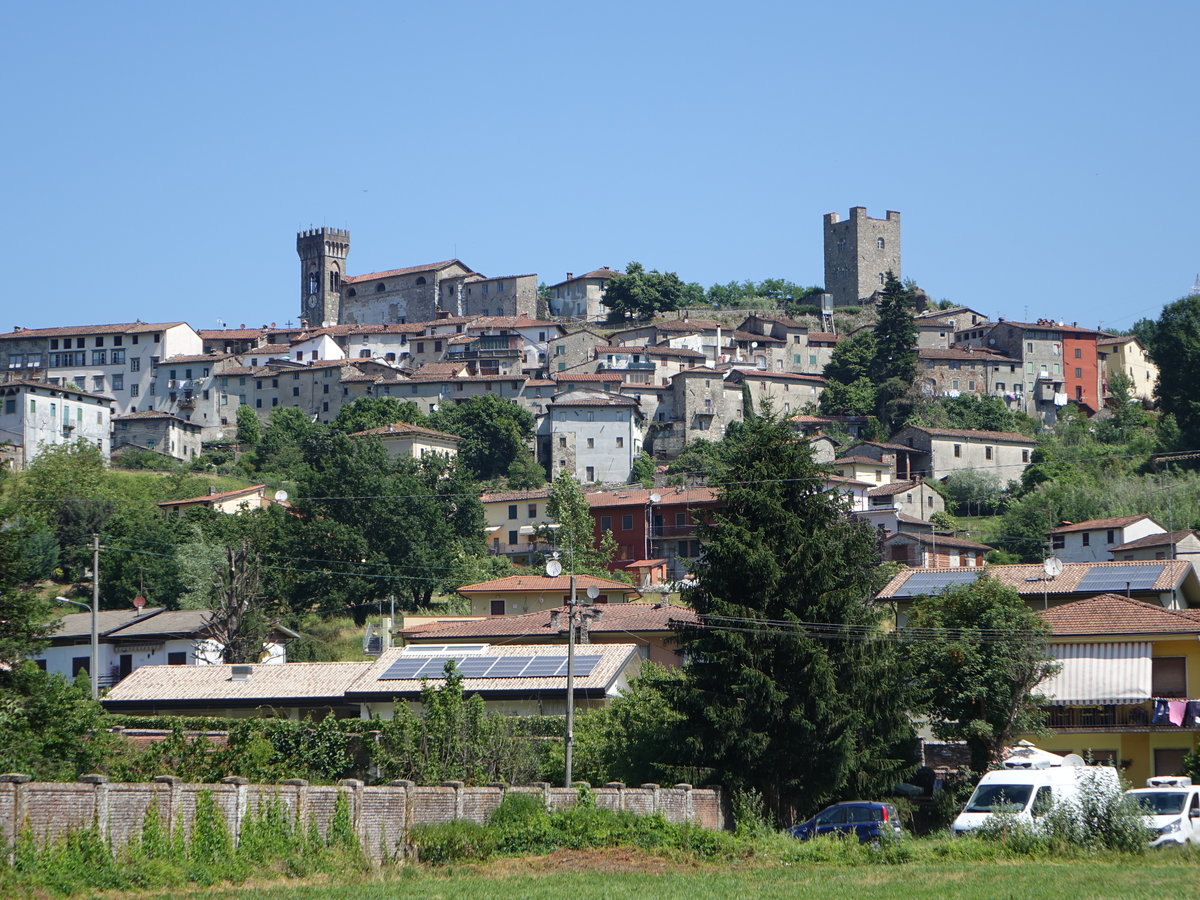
[0,774,725,861]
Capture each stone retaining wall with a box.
[0,774,724,860]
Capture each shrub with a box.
[409,820,496,864]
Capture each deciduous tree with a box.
[601,261,697,322]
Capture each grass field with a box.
[114,849,1198,899]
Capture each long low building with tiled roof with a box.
[456,574,641,617]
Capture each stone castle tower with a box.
[296,228,350,327]
[823,208,901,307]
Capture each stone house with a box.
[0,379,111,469]
[832,454,895,485]
[1047,515,1167,564]
[841,441,920,480]
[548,328,608,373]
[883,531,993,568]
[913,306,990,349]
[0,321,202,417]
[864,479,945,524]
[338,259,479,326]
[151,352,239,441]
[111,410,202,461]
[724,368,825,418]
[916,346,1018,399]
[545,268,622,320]
[889,425,1037,482]
[457,274,539,319]
[537,390,644,484]
[823,207,901,307]
[157,483,271,515]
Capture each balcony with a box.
[1045,701,1197,731]
[649,523,697,538]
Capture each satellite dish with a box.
[274,490,289,502]
[750,341,758,350]
[132,594,146,609]
[586,585,600,600]
[545,559,563,578]
[1044,556,1063,578]
[648,493,661,504]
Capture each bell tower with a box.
[296,227,350,326]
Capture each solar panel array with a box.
[899,569,982,596]
[379,654,604,681]
[1076,564,1166,594]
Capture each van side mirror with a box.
[1189,808,1200,819]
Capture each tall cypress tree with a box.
[872,271,918,385]
[671,410,915,824]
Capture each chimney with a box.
[549,608,562,631]
[566,273,574,280]
[578,612,591,644]
[230,665,252,682]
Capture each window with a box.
[953,444,961,458]
[1022,449,1029,463]
[508,504,518,520]
[587,438,594,448]
[585,466,595,481]
[130,384,139,397]
[490,600,505,616]
[167,651,187,665]
[600,515,612,532]
[621,514,633,530]
[876,236,885,249]
[1074,347,1082,359]
[1075,367,1082,378]
[951,379,960,390]
[3,399,12,414]
[1051,534,1065,550]
[95,336,104,347]
[558,436,566,447]
[1107,529,1115,543]
[111,349,125,364]
[985,446,993,460]
[508,530,517,545]
[528,504,537,518]
[616,437,624,448]
[92,350,106,365]
[416,342,424,353]
[1152,657,1187,697]
[92,375,104,391]
[376,283,386,293]
[1082,533,1090,546]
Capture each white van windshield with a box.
[1134,792,1187,815]
[965,784,1034,813]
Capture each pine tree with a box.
[671,410,915,823]
[872,271,917,386]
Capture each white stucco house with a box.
[1047,515,1167,563]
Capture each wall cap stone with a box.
[78,774,110,784]
[152,775,181,784]
[337,779,364,788]
[388,779,415,788]
[0,773,31,784]
[440,781,464,788]
[486,782,507,789]
[604,782,626,789]
[220,776,249,785]
[674,783,694,790]
[640,783,660,789]
[280,779,309,786]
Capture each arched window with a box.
[307,272,318,295]
[876,237,885,250]
[415,276,427,286]
[376,283,386,293]
[347,288,357,297]
[329,270,340,291]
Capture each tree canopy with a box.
[601,262,704,322]
[669,410,915,823]
[430,395,536,483]
[1147,294,1200,449]
[905,576,1058,772]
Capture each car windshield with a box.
[1134,792,1187,815]
[965,784,1034,813]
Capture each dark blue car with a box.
[786,802,904,843]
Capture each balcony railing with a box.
[1046,701,1196,729]
[649,523,697,538]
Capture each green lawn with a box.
[143,855,1200,900]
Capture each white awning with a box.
[484,525,503,534]
[1039,642,1152,705]
[517,525,538,536]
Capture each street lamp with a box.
[55,595,98,700]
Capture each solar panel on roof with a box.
[900,570,982,596]
[572,655,603,677]
[1076,564,1166,593]
[523,657,567,677]
[455,657,496,678]
[488,656,534,677]
[380,658,430,680]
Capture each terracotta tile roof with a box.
[1047,515,1158,535]
[113,410,195,423]
[806,332,842,342]
[161,353,232,364]
[727,329,786,343]
[525,379,557,387]
[791,414,869,424]
[848,440,914,453]
[595,344,703,358]
[0,380,111,402]
[883,532,994,551]
[552,372,623,382]
[728,368,827,383]
[342,260,468,283]
[1098,335,1137,346]
[103,662,371,706]
[455,574,640,594]
[0,322,187,339]
[741,315,807,328]
[834,456,892,467]
[348,643,639,697]
[867,480,926,496]
[995,319,1105,336]
[547,268,622,288]
[1041,594,1200,636]
[917,347,1018,362]
[351,421,461,441]
[897,425,1037,444]
[1111,530,1198,552]
[467,316,560,330]
[824,474,873,487]
[414,361,469,377]
[877,559,1193,599]
[480,489,552,503]
[158,484,266,508]
[549,391,638,407]
[624,558,668,568]
[199,328,268,340]
[586,487,719,508]
[402,603,696,641]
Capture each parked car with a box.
[1125,776,1200,847]
[786,802,904,843]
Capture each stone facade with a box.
[823,207,901,307]
[112,411,202,461]
[546,268,621,321]
[459,274,539,319]
[296,228,349,327]
[340,260,476,326]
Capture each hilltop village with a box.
[4,206,1200,803]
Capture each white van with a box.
[951,751,1121,835]
[1125,776,1200,847]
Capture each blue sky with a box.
[3,1,1196,333]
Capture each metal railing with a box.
[1045,702,1196,729]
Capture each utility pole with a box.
[565,570,577,788]
[90,533,100,700]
